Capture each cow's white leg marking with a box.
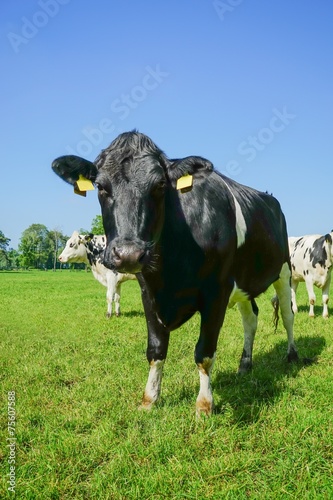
[273,262,298,361]
[322,274,331,318]
[305,278,316,317]
[290,280,299,314]
[106,288,113,318]
[196,353,216,417]
[237,300,258,374]
[141,359,165,410]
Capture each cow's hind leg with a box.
[237,299,258,374]
[290,280,299,314]
[273,262,298,362]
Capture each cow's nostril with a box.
[110,245,146,272]
[112,247,122,260]
[137,250,145,263]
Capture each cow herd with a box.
[52,131,331,415]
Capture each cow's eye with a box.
[152,181,166,195]
[96,183,111,197]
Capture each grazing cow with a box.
[289,232,333,318]
[59,231,136,317]
[52,131,299,416]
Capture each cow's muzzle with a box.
[105,244,146,273]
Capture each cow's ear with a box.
[52,155,97,186]
[324,233,332,244]
[83,234,94,243]
[166,156,214,184]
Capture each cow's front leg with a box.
[141,325,170,410]
[106,289,113,318]
[138,277,170,410]
[196,354,216,416]
[114,284,121,317]
[195,289,230,417]
[141,358,166,410]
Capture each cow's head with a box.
[327,231,333,262]
[53,131,213,273]
[59,231,92,264]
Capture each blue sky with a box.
[1,0,332,250]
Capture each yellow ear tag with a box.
[176,174,193,191]
[74,175,95,197]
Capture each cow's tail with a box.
[271,294,280,332]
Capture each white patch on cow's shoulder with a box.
[221,179,247,247]
[233,196,247,247]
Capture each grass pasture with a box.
[0,270,332,499]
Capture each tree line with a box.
[0,216,104,271]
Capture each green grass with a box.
[0,270,332,499]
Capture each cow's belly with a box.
[313,272,330,288]
[293,265,329,288]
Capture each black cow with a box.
[52,131,298,416]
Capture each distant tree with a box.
[7,249,20,269]
[91,215,104,234]
[19,224,52,269]
[0,230,11,269]
[0,230,10,250]
[49,227,69,270]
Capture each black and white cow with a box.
[289,232,333,318]
[59,231,136,317]
[52,131,299,416]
